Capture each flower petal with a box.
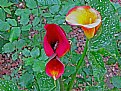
[45,57,64,80]
[44,24,70,57]
[66,6,101,27]
[81,21,101,39]
[81,27,95,39]
[66,6,102,39]
[43,36,55,57]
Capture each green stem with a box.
[67,39,89,91]
[59,77,64,91]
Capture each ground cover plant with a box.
[0,0,121,91]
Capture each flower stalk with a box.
[67,38,89,91]
[59,77,64,91]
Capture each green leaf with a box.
[0,8,5,21]
[97,48,112,57]
[115,32,121,40]
[31,9,39,16]
[19,72,34,88]
[97,48,118,64]
[0,0,13,7]
[35,72,56,91]
[39,6,48,9]
[82,66,92,76]
[106,57,116,65]
[33,25,42,31]
[32,17,40,26]
[9,27,21,42]
[117,7,121,15]
[85,86,102,91]
[70,52,80,64]
[70,38,77,51]
[20,14,29,25]
[59,3,75,15]
[21,24,32,31]
[23,57,34,66]
[88,0,120,57]
[31,34,42,47]
[42,13,54,18]
[61,56,69,65]
[38,0,61,5]
[112,3,121,9]
[0,38,9,53]
[49,5,60,14]
[60,24,72,33]
[30,47,40,58]
[6,18,17,26]
[63,66,76,77]
[16,39,26,49]
[2,42,15,53]
[0,79,18,91]
[15,9,22,16]
[91,51,105,68]
[12,40,18,46]
[88,51,106,82]
[39,48,48,61]
[15,9,31,16]
[33,60,45,72]
[25,0,37,9]
[111,76,121,88]
[0,31,11,41]
[12,52,18,61]
[22,48,30,57]
[3,8,11,14]
[109,88,120,91]
[2,75,10,80]
[0,20,10,31]
[51,15,65,24]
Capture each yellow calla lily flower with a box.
[66,6,102,39]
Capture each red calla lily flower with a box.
[45,57,64,80]
[66,6,102,39]
[44,24,70,58]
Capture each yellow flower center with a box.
[76,9,97,24]
[51,71,58,80]
[67,8,97,25]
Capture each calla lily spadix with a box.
[45,56,64,80]
[44,24,70,58]
[66,6,102,39]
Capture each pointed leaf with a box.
[88,0,120,57]
[25,0,37,9]
[6,19,17,26]
[2,42,15,53]
[0,8,5,21]
[88,51,106,82]
[9,27,21,42]
[30,47,40,58]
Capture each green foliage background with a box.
[0,0,121,91]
